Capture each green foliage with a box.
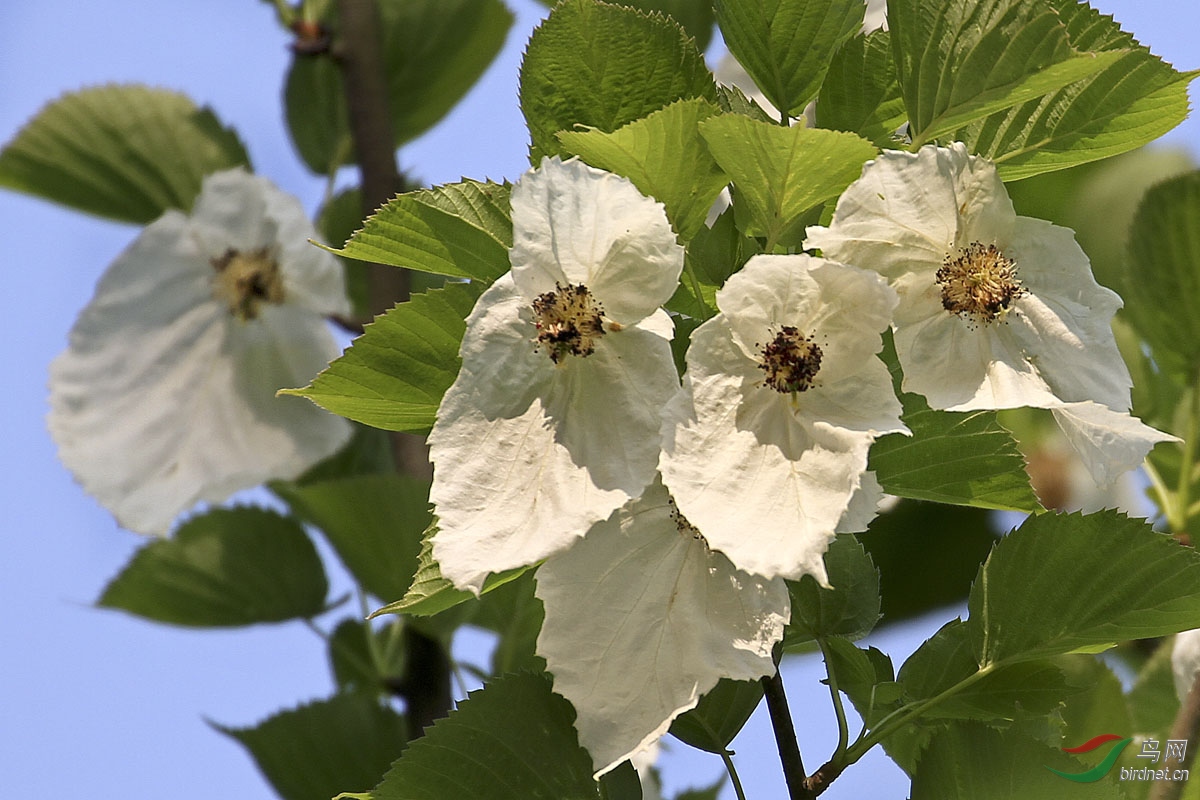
[784,534,880,649]
[351,673,599,800]
[334,180,512,282]
[470,573,547,674]
[273,473,430,603]
[0,84,249,223]
[816,30,907,146]
[966,1,1198,180]
[669,678,764,753]
[98,507,327,626]
[215,694,408,800]
[328,619,407,695]
[530,0,717,51]
[285,0,513,173]
[889,0,1122,150]
[520,0,718,161]
[558,98,729,239]
[697,114,876,249]
[713,0,865,119]
[1123,171,1200,375]
[598,761,643,800]
[283,281,484,433]
[667,207,762,318]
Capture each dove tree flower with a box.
[428,157,684,593]
[535,479,788,777]
[805,143,1175,485]
[48,168,353,535]
[660,254,906,585]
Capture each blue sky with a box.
[1,1,1196,797]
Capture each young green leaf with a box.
[282,281,484,433]
[1122,171,1200,375]
[333,181,512,282]
[967,1,1198,180]
[373,523,532,618]
[816,30,907,147]
[98,507,327,626]
[273,473,430,603]
[713,0,865,119]
[969,511,1200,665]
[668,678,765,754]
[520,0,718,160]
[285,0,513,173]
[889,0,1122,148]
[558,98,729,239]
[214,693,408,800]
[784,535,881,649]
[698,114,876,248]
[0,84,249,223]
[356,673,599,800]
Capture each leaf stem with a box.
[819,639,850,759]
[682,256,714,320]
[720,749,748,800]
[761,668,809,799]
[1172,381,1200,534]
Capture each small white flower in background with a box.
[48,168,353,535]
[1172,629,1200,703]
[428,157,684,593]
[805,142,1176,486]
[660,254,906,585]
[535,479,788,777]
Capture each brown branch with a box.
[1148,668,1200,800]
[332,0,447,732]
[762,668,811,799]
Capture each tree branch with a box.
[762,668,810,799]
[1148,668,1200,800]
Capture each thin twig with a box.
[762,668,809,799]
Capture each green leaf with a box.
[215,693,407,800]
[824,639,898,719]
[0,84,249,223]
[1127,642,1179,736]
[530,0,717,51]
[669,679,764,754]
[372,523,532,618]
[283,281,484,433]
[911,722,1126,799]
[285,0,513,172]
[713,0,865,118]
[966,1,1197,180]
[98,507,327,627]
[1055,655,1134,748]
[698,114,876,248]
[858,501,999,624]
[1123,171,1200,375]
[319,187,372,318]
[471,573,547,675]
[520,0,718,161]
[333,180,512,282]
[969,510,1200,665]
[599,761,643,800]
[328,618,407,695]
[889,0,1123,148]
[357,673,599,800]
[273,473,429,603]
[559,98,728,240]
[667,207,762,318]
[784,535,880,649]
[816,30,907,147]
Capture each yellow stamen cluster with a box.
[531,282,606,364]
[757,326,823,394]
[936,242,1024,325]
[211,247,285,321]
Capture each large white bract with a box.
[535,479,788,777]
[48,168,352,535]
[805,142,1174,485]
[428,157,684,593]
[660,254,906,585]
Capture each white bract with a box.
[805,143,1173,485]
[660,254,906,584]
[48,168,352,535]
[1172,629,1200,703]
[429,157,684,593]
[535,479,788,777]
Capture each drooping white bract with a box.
[1172,629,1200,703]
[48,168,352,535]
[660,254,906,585]
[535,479,788,777]
[429,157,684,593]
[805,142,1174,485]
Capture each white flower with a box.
[48,169,352,535]
[1173,629,1200,703]
[428,157,684,593]
[535,479,788,777]
[805,143,1174,485]
[659,254,906,584]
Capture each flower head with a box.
[805,143,1176,485]
[659,254,906,584]
[535,479,788,776]
[429,157,684,592]
[48,169,352,534]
